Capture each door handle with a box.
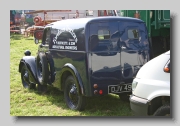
[121,46,126,50]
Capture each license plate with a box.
[108,84,132,94]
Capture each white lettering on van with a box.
[53,27,78,44]
[52,45,77,50]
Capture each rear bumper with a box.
[129,95,149,116]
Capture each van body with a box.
[19,16,150,110]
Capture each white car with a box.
[129,50,170,116]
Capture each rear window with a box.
[98,29,110,40]
[128,29,139,39]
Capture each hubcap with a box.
[21,67,30,88]
[69,84,78,106]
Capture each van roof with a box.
[48,16,144,29]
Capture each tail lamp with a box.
[99,90,103,95]
[93,84,103,95]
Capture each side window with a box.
[45,28,51,44]
[128,29,139,39]
[42,27,51,45]
[98,29,110,40]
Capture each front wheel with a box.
[64,76,86,111]
[153,104,170,116]
[21,65,36,89]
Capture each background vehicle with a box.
[23,10,118,38]
[18,16,150,111]
[119,10,170,59]
[10,10,21,34]
[130,51,170,116]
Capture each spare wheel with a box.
[36,52,49,85]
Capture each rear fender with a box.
[19,56,38,84]
[60,63,85,95]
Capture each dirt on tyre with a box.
[36,52,49,85]
[21,64,36,89]
[153,104,170,116]
[64,75,86,111]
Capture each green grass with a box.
[10,34,134,116]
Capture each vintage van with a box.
[19,16,150,111]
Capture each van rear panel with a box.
[88,19,150,95]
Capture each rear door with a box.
[89,21,122,94]
[119,21,150,84]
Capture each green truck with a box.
[119,10,170,58]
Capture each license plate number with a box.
[108,84,132,94]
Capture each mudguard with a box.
[19,56,39,84]
[60,63,85,95]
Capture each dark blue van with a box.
[19,16,150,111]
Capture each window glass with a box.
[128,29,139,39]
[42,28,51,45]
[98,29,110,40]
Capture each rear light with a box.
[164,60,170,73]
[99,90,103,95]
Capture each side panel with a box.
[49,26,91,96]
[89,21,122,95]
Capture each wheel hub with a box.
[23,71,29,82]
[69,84,78,104]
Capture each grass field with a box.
[10,34,134,116]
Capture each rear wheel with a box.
[21,65,36,89]
[153,104,170,116]
[64,76,86,111]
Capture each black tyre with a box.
[153,104,170,116]
[119,93,130,102]
[21,65,36,89]
[36,52,49,85]
[64,76,86,111]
